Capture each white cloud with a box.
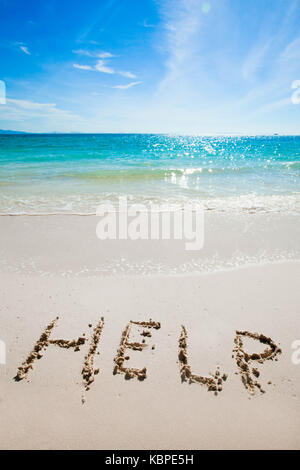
[112,81,142,90]
[72,59,115,74]
[72,49,137,78]
[97,51,115,58]
[73,63,93,70]
[95,60,115,74]
[73,49,115,58]
[73,49,94,56]
[119,71,137,79]
[20,45,31,55]
[3,98,82,123]
[72,49,138,77]
[8,98,56,110]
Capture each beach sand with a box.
[0,214,299,449]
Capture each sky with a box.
[1,0,300,134]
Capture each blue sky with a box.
[1,0,300,133]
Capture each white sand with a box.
[0,215,299,449]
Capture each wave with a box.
[0,193,299,215]
[280,161,300,170]
[47,163,299,182]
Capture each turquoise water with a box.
[0,134,299,214]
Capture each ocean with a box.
[0,134,299,214]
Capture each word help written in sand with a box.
[14,317,282,401]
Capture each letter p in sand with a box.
[233,330,282,394]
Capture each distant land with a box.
[0,130,296,136]
[0,129,29,134]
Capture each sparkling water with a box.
[0,134,299,214]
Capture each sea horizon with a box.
[2,130,300,136]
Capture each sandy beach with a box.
[2,0,300,454]
[0,213,299,450]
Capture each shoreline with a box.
[1,257,298,280]
[0,212,299,277]
[0,193,299,217]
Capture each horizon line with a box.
[1,131,299,137]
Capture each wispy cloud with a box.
[73,49,94,57]
[12,42,31,55]
[112,81,142,89]
[0,98,82,130]
[258,97,292,113]
[72,59,115,73]
[142,19,155,28]
[20,45,31,55]
[8,98,57,110]
[119,71,137,79]
[281,36,300,60]
[72,49,136,78]
[94,59,115,74]
[158,0,203,92]
[73,49,115,58]
[73,63,93,70]
[98,51,115,58]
